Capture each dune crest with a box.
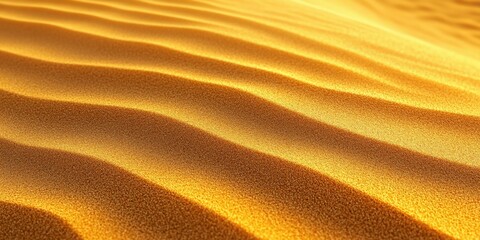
[0,0,479,239]
[0,201,82,240]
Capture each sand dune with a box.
[0,201,82,240]
[0,138,254,239]
[0,0,479,239]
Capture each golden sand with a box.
[0,0,479,239]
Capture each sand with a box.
[0,0,479,239]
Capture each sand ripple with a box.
[0,0,479,239]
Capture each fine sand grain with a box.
[0,0,479,239]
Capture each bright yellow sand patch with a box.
[0,0,479,239]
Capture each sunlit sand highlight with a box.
[0,0,479,239]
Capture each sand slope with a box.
[0,0,479,239]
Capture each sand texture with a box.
[0,0,479,239]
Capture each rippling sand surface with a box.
[0,0,479,239]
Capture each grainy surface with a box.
[0,0,479,239]
[0,202,82,240]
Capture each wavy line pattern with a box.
[0,0,479,239]
[0,201,82,240]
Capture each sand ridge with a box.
[0,0,479,239]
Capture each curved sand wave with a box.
[0,0,479,239]
[0,91,450,239]
[0,138,255,240]
[0,201,82,240]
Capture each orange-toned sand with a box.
[0,0,479,239]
